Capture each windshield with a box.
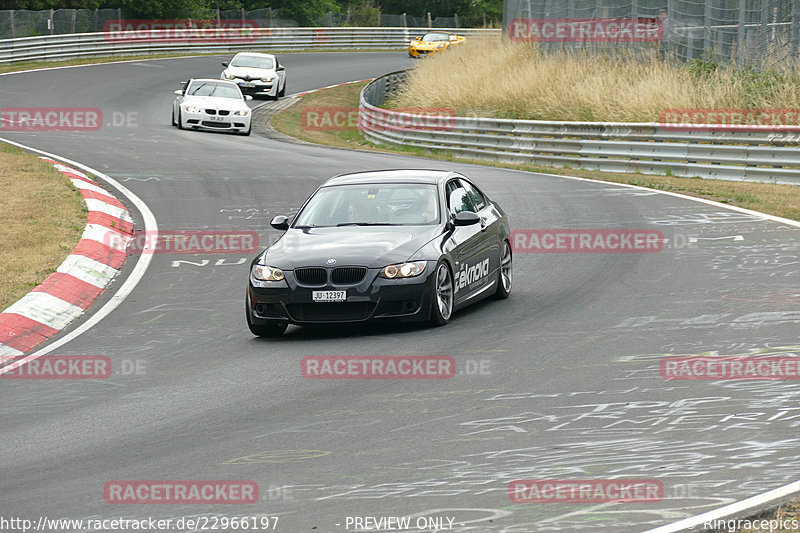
[187,81,242,99]
[422,33,451,42]
[294,183,440,227]
[230,55,275,69]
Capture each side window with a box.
[446,180,475,217]
[461,180,486,211]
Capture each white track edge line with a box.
[642,479,800,532]
[0,136,158,371]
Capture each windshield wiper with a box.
[336,222,395,227]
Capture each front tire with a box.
[429,262,454,326]
[246,296,287,337]
[279,80,286,97]
[494,240,512,299]
[176,109,184,130]
[240,124,252,136]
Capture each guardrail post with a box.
[93,8,98,32]
[454,13,459,28]
[9,10,14,39]
[48,9,54,35]
[269,7,273,28]
[117,8,121,25]
[71,9,77,34]
[427,12,432,27]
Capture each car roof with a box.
[232,52,276,59]
[189,78,238,85]
[323,169,462,186]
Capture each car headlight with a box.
[222,72,233,79]
[252,264,284,282]
[379,260,426,279]
[184,105,202,113]
[233,109,249,116]
[261,77,274,82]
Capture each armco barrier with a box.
[0,27,499,64]
[359,70,800,185]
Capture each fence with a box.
[503,0,800,69]
[0,8,472,40]
[0,27,499,65]
[359,70,800,185]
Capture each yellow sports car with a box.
[408,32,466,58]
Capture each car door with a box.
[461,179,502,285]
[444,179,490,305]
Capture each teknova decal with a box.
[455,258,489,293]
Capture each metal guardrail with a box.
[0,27,500,64]
[359,70,800,185]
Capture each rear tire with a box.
[246,296,287,337]
[494,240,512,299]
[429,261,454,326]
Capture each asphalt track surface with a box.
[1,52,800,533]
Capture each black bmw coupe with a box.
[246,169,512,336]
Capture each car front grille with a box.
[331,267,367,285]
[218,110,230,116]
[294,267,327,286]
[201,121,230,128]
[205,109,217,115]
[286,302,376,322]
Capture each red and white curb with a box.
[0,158,134,359]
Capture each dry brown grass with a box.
[0,144,86,311]
[394,38,800,121]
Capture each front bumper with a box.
[229,78,276,95]
[181,108,251,132]
[247,263,436,325]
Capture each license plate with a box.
[239,82,255,88]
[312,290,346,302]
[208,116,225,122]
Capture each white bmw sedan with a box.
[172,78,253,136]
[221,52,286,99]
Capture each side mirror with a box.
[174,89,183,95]
[221,61,228,67]
[270,215,290,230]
[244,95,253,101]
[453,211,480,227]
[277,65,285,71]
